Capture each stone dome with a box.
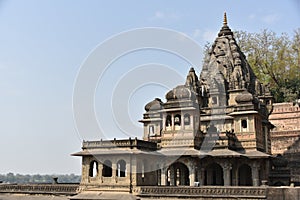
[166,85,194,101]
[166,90,175,100]
[235,90,253,104]
[145,98,162,111]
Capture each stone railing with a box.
[82,138,157,150]
[136,186,267,199]
[0,184,79,195]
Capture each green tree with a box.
[0,173,81,183]
[234,29,300,102]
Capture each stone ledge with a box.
[0,184,79,196]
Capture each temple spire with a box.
[223,12,228,26]
[218,12,232,36]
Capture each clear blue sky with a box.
[0,0,299,175]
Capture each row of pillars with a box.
[160,162,261,187]
[88,162,130,178]
[162,113,194,131]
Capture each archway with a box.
[184,113,191,129]
[167,162,189,186]
[174,114,181,130]
[102,160,112,177]
[89,160,98,177]
[205,163,224,186]
[238,164,252,186]
[116,159,126,177]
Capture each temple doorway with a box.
[238,164,252,186]
[205,163,224,186]
[167,162,189,186]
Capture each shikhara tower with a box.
[73,13,277,194]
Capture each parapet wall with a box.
[0,183,79,195]
[136,186,300,200]
[1,184,300,200]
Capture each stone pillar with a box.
[190,114,194,130]
[112,162,117,183]
[161,167,166,186]
[232,166,238,186]
[170,165,175,186]
[189,165,195,186]
[82,158,88,184]
[130,156,137,187]
[171,113,174,130]
[98,163,103,177]
[252,163,260,186]
[181,114,184,130]
[157,168,161,186]
[126,162,130,178]
[162,115,166,131]
[261,160,269,183]
[222,162,232,186]
[198,168,205,186]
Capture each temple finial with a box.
[223,12,227,26]
[218,12,233,36]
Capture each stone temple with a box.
[71,13,293,199]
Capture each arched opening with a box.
[102,160,112,177]
[238,164,252,186]
[205,163,223,186]
[212,96,218,105]
[184,113,190,126]
[174,114,181,130]
[241,119,247,129]
[207,125,219,140]
[89,160,98,177]
[174,114,181,126]
[166,115,172,130]
[116,160,126,177]
[148,125,155,136]
[167,162,189,186]
[207,124,217,134]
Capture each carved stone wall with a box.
[269,102,300,155]
[269,102,300,184]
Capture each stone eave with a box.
[157,148,207,157]
[158,107,197,113]
[228,111,259,115]
[206,148,241,157]
[138,118,162,123]
[239,150,270,159]
[71,148,161,156]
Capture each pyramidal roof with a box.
[200,13,264,97]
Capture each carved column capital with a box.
[220,162,232,171]
[221,161,232,186]
[251,162,260,186]
[250,162,261,171]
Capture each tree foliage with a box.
[234,29,300,102]
[0,173,81,184]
